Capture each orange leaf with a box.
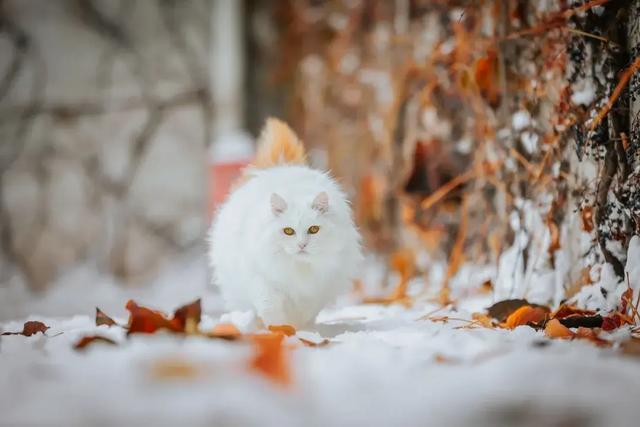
[471,312,495,328]
[268,325,296,336]
[73,335,117,350]
[96,307,117,327]
[544,319,573,338]
[601,312,633,331]
[298,337,330,347]
[125,300,180,335]
[552,304,596,319]
[487,299,547,322]
[2,321,50,336]
[125,299,203,335]
[504,306,548,329]
[250,333,289,385]
[209,323,242,340]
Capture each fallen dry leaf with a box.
[620,337,640,357]
[250,333,289,385]
[73,335,117,350]
[268,325,296,336]
[433,353,457,364]
[487,299,545,322]
[552,304,596,320]
[149,357,201,380]
[504,305,548,329]
[96,307,117,327]
[544,319,573,339]
[298,337,330,347]
[126,300,179,335]
[208,323,242,340]
[601,312,633,331]
[171,299,202,334]
[2,321,50,337]
[125,299,202,335]
[471,312,495,328]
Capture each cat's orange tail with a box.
[254,118,306,168]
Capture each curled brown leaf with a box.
[96,307,117,327]
[74,335,117,350]
[2,321,50,337]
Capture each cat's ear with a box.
[271,193,287,215]
[312,191,329,214]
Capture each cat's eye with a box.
[308,225,320,234]
[283,227,295,236]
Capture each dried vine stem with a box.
[590,56,640,131]
[502,0,612,41]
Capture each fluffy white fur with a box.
[209,165,362,328]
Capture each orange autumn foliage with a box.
[125,299,202,335]
[250,333,290,385]
[268,325,297,336]
[504,305,548,329]
[544,319,573,338]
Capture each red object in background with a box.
[207,160,250,219]
[206,130,255,220]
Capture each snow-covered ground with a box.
[2,275,640,426]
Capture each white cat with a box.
[208,118,362,328]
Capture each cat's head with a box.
[266,191,336,260]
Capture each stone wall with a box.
[0,0,212,290]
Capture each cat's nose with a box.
[298,242,307,250]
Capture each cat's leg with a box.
[251,282,290,327]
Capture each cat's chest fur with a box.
[256,252,330,293]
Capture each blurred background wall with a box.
[2,1,640,316]
[1,0,214,292]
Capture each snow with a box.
[520,131,539,154]
[571,85,596,106]
[511,110,531,131]
[0,250,221,322]
[2,300,640,426]
[2,250,640,426]
[571,238,640,313]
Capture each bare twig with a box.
[420,169,475,210]
[589,56,640,131]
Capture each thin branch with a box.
[420,169,475,210]
[589,56,640,131]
